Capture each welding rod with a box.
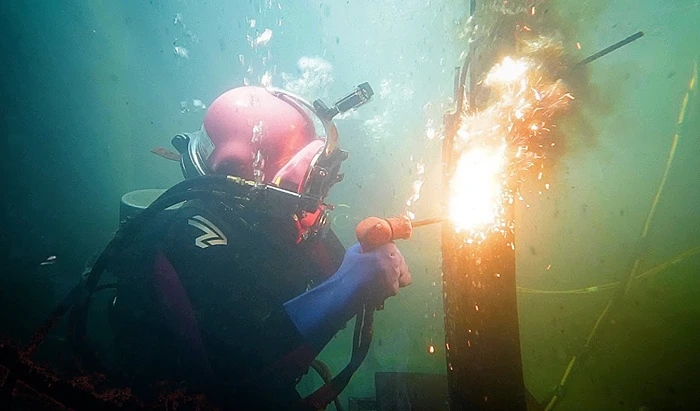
[412,217,446,228]
[575,31,645,68]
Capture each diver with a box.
[104,84,412,409]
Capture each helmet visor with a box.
[271,140,325,194]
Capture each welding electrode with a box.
[355,215,444,252]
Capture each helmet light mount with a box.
[312,82,374,122]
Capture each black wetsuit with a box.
[109,196,344,409]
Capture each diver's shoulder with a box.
[161,199,242,250]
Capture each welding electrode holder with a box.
[354,215,413,311]
[355,215,413,252]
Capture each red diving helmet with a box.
[172,84,374,242]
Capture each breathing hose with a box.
[303,305,375,411]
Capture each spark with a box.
[448,47,572,238]
[428,345,436,354]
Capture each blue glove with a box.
[284,242,411,352]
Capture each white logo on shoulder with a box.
[188,215,228,249]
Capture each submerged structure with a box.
[1,1,699,410]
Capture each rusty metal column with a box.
[441,195,525,410]
[440,3,526,409]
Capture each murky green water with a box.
[2,1,698,409]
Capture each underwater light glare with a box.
[449,143,507,232]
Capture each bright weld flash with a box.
[485,57,529,85]
[449,143,507,231]
[447,50,571,238]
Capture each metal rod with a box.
[412,217,445,228]
[575,31,644,68]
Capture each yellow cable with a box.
[536,60,700,411]
[641,60,694,238]
[517,282,619,295]
[689,59,697,91]
[584,298,613,348]
[623,257,642,295]
[518,244,700,294]
[544,395,558,411]
[560,356,577,386]
[537,61,696,410]
[641,134,679,239]
[635,244,700,280]
[677,95,689,124]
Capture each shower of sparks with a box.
[449,46,573,238]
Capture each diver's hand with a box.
[284,242,411,351]
[343,242,412,305]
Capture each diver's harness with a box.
[23,84,377,411]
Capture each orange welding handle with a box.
[355,217,393,252]
[355,215,413,252]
